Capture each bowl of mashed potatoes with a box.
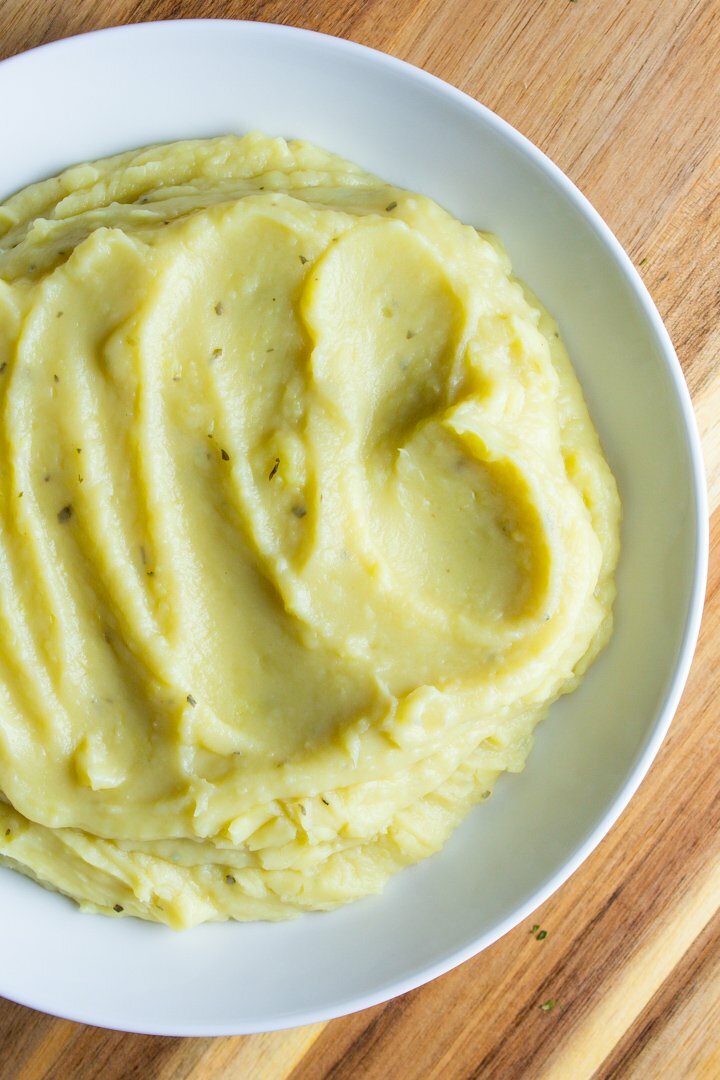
[0,21,706,1034]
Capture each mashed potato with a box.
[0,134,620,927]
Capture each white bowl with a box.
[0,20,707,1036]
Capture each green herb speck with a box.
[187,694,197,707]
[57,504,73,524]
[386,201,398,212]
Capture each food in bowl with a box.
[0,133,620,927]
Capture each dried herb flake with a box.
[214,301,224,315]
[268,458,280,480]
[537,929,548,941]
[57,504,73,524]
[221,448,230,461]
[540,999,556,1011]
[386,201,398,212]
[187,694,197,707]
[225,874,236,885]
[113,903,124,912]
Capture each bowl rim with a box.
[0,17,709,1036]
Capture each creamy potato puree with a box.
[0,134,620,927]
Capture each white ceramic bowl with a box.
[0,20,707,1036]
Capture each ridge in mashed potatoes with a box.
[0,133,620,927]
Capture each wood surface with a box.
[1,0,719,1076]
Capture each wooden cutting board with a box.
[1,1,718,1076]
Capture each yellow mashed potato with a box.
[0,133,620,928]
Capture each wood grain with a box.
[1,1,719,1077]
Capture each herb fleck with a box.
[225,874,236,885]
[0,363,6,375]
[299,255,308,264]
[385,201,398,212]
[44,474,51,482]
[113,903,124,913]
[56,311,63,318]
[480,789,491,799]
[146,570,154,577]
[57,504,73,524]
[54,374,59,383]
[17,491,23,498]
[4,829,10,837]
[268,458,280,480]
[540,999,556,1011]
[530,924,540,934]
[76,447,82,454]
[210,347,223,361]
[292,505,307,519]
[266,347,275,353]
[321,797,329,806]
[537,929,548,940]
[220,448,230,461]
[214,301,224,315]
[406,330,416,339]
[639,257,647,266]
[187,693,197,707]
